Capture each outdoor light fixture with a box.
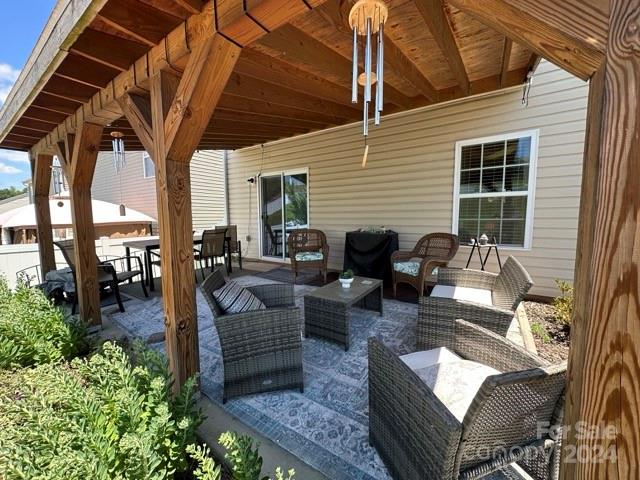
[349,0,388,136]
[110,131,126,173]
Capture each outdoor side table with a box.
[304,276,383,351]
[464,237,502,271]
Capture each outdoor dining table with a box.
[122,233,232,292]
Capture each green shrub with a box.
[219,431,295,480]
[530,321,551,344]
[553,279,574,326]
[0,278,88,368]
[0,341,202,479]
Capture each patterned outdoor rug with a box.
[109,276,522,480]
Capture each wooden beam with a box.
[562,0,639,477]
[447,0,606,80]
[500,38,513,87]
[117,93,155,155]
[31,153,56,278]
[164,36,241,161]
[174,0,203,14]
[413,0,469,94]
[150,33,240,391]
[382,35,438,102]
[66,122,104,327]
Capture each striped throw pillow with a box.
[213,281,266,314]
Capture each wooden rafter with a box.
[499,37,513,87]
[447,0,606,80]
[413,0,469,94]
[174,0,203,15]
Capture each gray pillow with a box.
[213,281,266,314]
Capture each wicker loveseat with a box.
[418,256,533,351]
[391,233,459,297]
[369,319,566,480]
[287,228,329,284]
[200,269,303,402]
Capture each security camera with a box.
[247,177,256,184]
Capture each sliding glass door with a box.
[260,170,308,260]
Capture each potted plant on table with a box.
[339,269,355,288]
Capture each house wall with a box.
[226,61,588,298]
[91,149,227,229]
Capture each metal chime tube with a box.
[352,26,358,104]
[378,22,384,112]
[374,22,383,125]
[365,17,372,103]
[112,137,126,172]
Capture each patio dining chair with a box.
[54,239,147,313]
[287,228,329,284]
[418,256,533,351]
[391,232,459,297]
[216,224,242,270]
[369,319,566,480]
[200,268,303,402]
[194,229,228,281]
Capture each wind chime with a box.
[349,0,388,167]
[110,131,127,216]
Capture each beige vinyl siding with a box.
[91,150,227,229]
[227,61,588,298]
[191,150,227,229]
[92,151,157,220]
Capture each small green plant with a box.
[219,431,295,480]
[188,443,222,480]
[340,269,354,280]
[553,279,574,326]
[0,277,88,368]
[0,341,202,479]
[530,321,551,344]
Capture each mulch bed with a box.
[523,301,571,363]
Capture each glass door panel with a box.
[261,175,284,259]
[283,173,308,257]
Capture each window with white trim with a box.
[142,151,155,178]
[452,130,538,249]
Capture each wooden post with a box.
[562,0,639,478]
[67,122,104,327]
[128,34,240,390]
[31,153,56,279]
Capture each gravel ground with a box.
[523,301,570,363]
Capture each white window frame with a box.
[257,167,310,263]
[142,151,155,178]
[452,129,539,250]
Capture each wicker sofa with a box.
[418,256,533,351]
[369,319,566,480]
[287,228,329,284]
[200,269,304,402]
[391,232,459,297]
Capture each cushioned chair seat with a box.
[401,347,500,421]
[393,260,421,276]
[295,251,324,262]
[430,285,493,305]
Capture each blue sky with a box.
[0,1,57,189]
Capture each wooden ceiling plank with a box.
[174,0,204,15]
[413,0,469,93]
[32,92,84,113]
[447,0,605,80]
[70,28,149,72]
[95,14,157,48]
[42,76,100,103]
[500,37,513,87]
[382,35,438,102]
[23,106,67,124]
[257,24,412,108]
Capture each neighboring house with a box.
[0,193,30,244]
[91,150,227,230]
[225,61,587,298]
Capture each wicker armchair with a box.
[369,319,566,480]
[54,240,147,313]
[418,256,533,351]
[287,228,329,284]
[391,233,459,297]
[200,269,303,402]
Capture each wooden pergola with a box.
[0,0,636,477]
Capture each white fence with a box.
[0,237,145,288]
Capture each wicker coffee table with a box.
[304,276,383,350]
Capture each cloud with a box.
[0,162,22,174]
[0,63,21,106]
[0,149,29,164]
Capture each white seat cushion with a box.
[295,251,323,262]
[431,285,493,306]
[401,347,500,421]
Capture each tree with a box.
[0,186,27,201]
